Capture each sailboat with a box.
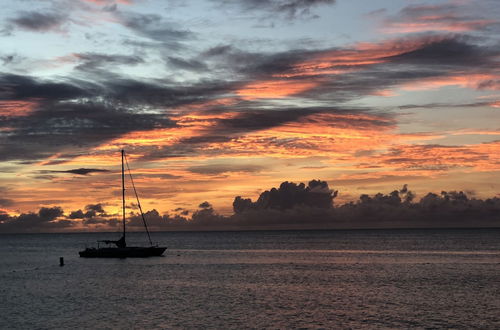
[79,150,167,258]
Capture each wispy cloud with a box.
[115,11,194,44]
[212,0,336,21]
[380,3,497,34]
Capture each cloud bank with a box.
[1,180,498,233]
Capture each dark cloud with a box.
[189,183,499,229]
[166,56,208,72]
[298,39,498,102]
[214,108,336,132]
[228,183,500,229]
[127,209,189,229]
[0,206,71,233]
[2,182,500,232]
[74,53,145,72]
[1,35,497,164]
[10,11,67,32]
[202,44,311,78]
[46,168,110,175]
[203,36,498,105]
[0,73,196,162]
[117,11,193,44]
[85,203,106,214]
[119,181,500,230]
[398,101,496,110]
[139,107,395,161]
[388,38,494,66]
[103,4,118,12]
[199,201,212,209]
[0,99,175,162]
[332,187,500,228]
[217,106,392,134]
[1,70,226,109]
[38,206,64,220]
[382,3,498,34]
[1,54,20,66]
[0,74,91,101]
[68,209,85,219]
[0,198,14,207]
[233,180,337,213]
[0,211,9,221]
[213,0,336,20]
[69,203,106,219]
[215,109,313,131]
[101,77,232,107]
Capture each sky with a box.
[0,0,499,228]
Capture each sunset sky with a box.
[1,0,499,223]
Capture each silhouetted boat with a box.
[79,150,167,258]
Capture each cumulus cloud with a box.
[1,180,499,233]
[227,183,500,229]
[0,206,72,233]
[69,203,107,219]
[127,209,189,229]
[233,179,337,213]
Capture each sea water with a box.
[1,229,499,329]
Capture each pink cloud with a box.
[379,3,497,34]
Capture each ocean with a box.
[1,229,499,329]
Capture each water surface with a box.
[1,229,499,328]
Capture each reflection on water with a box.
[1,229,499,329]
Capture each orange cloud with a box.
[97,111,239,152]
[366,142,500,172]
[400,74,499,91]
[196,112,398,161]
[0,100,39,117]
[11,113,499,218]
[234,36,444,98]
[236,79,319,99]
[370,89,398,97]
[450,130,500,136]
[382,19,495,34]
[276,36,446,79]
[61,152,131,167]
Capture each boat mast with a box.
[121,149,126,239]
[124,153,153,246]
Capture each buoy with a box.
[59,257,64,266]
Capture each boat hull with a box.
[79,246,167,258]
